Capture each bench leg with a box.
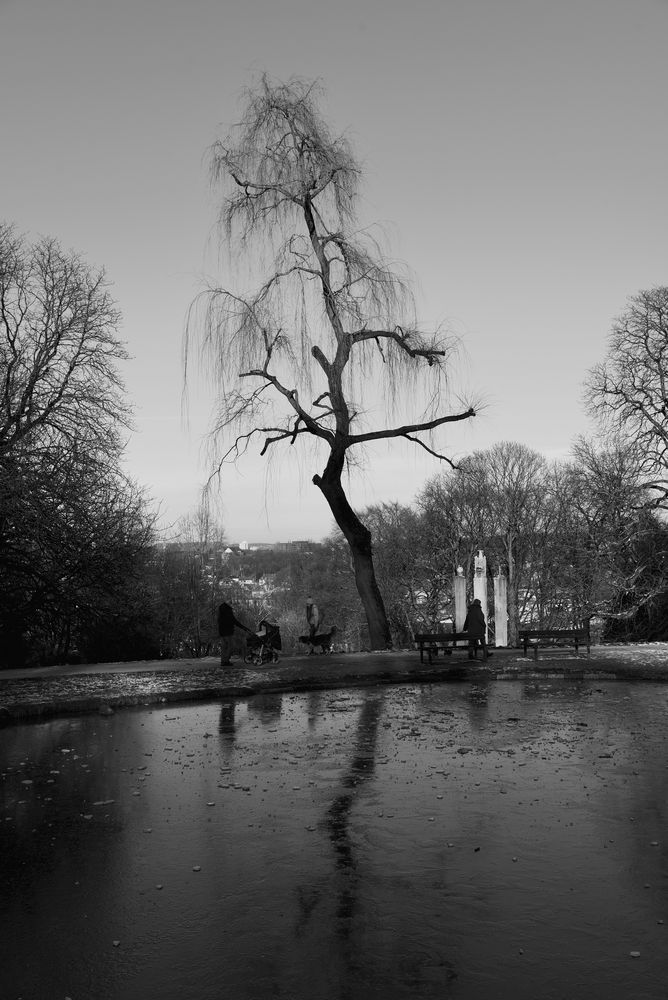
[534,644,539,661]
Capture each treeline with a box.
[6,431,662,668]
[164,435,668,654]
[346,439,668,647]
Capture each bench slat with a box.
[519,626,590,660]
[414,631,472,663]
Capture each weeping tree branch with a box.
[350,406,476,444]
[187,75,478,648]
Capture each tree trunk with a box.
[313,459,392,650]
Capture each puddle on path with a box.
[2,679,668,999]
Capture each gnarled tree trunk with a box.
[314,454,391,650]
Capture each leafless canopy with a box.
[0,223,155,667]
[0,222,128,460]
[187,76,475,472]
[585,287,668,508]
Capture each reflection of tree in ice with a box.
[292,696,385,998]
[293,697,385,934]
[324,696,384,935]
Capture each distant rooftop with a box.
[235,539,317,551]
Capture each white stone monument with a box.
[493,569,508,647]
[454,565,467,631]
[473,549,488,641]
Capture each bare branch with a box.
[350,406,476,445]
[403,434,460,467]
[352,325,449,365]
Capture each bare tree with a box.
[463,442,548,643]
[0,222,128,457]
[359,502,426,643]
[0,223,153,666]
[420,442,548,643]
[0,438,155,666]
[187,77,475,648]
[585,287,668,507]
[415,477,486,627]
[174,499,226,657]
[542,439,660,628]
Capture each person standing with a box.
[306,596,320,640]
[217,602,250,667]
[463,598,492,660]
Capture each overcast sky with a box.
[2,0,667,543]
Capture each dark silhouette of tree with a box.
[154,501,227,658]
[541,439,666,634]
[585,287,668,508]
[358,502,426,644]
[0,223,154,666]
[187,77,475,648]
[0,223,128,458]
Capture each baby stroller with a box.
[244,620,281,666]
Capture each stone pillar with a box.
[473,549,488,641]
[454,565,467,631]
[494,570,508,647]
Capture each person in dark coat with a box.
[463,598,493,660]
[217,602,250,667]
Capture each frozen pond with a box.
[2,679,668,999]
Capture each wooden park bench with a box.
[414,630,471,664]
[519,623,591,660]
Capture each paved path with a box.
[0,641,602,681]
[0,647,529,685]
[0,644,644,724]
